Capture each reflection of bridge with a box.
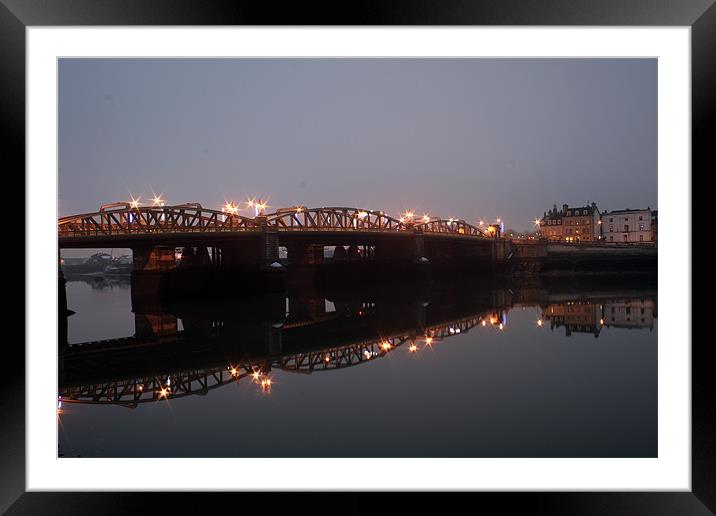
[58,280,657,409]
[58,287,508,408]
[58,203,523,278]
[59,317,489,408]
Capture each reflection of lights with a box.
[409,344,418,352]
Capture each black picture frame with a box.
[4,1,708,513]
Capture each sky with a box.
[59,58,657,236]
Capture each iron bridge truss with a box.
[58,203,490,239]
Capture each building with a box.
[538,202,600,242]
[601,208,655,243]
[538,204,564,241]
[562,202,601,243]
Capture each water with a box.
[58,276,657,458]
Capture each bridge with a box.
[58,202,517,278]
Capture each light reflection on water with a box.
[58,277,657,458]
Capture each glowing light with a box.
[481,320,486,326]
[381,341,392,351]
[422,214,430,223]
[152,194,164,206]
[399,217,405,223]
[260,377,272,391]
[537,319,543,327]
[600,318,604,325]
[479,220,484,226]
[425,336,433,345]
[229,366,238,376]
[158,387,169,399]
[324,355,331,362]
[535,219,541,225]
[499,323,504,331]
[129,196,141,209]
[497,218,501,223]
[409,344,418,352]
[358,211,368,219]
[252,370,261,381]
[364,350,372,359]
[223,201,239,215]
[404,211,414,220]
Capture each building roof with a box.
[602,208,652,214]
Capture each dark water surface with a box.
[58,276,657,457]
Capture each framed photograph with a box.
[6,0,708,513]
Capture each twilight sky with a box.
[59,58,656,232]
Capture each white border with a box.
[27,27,691,491]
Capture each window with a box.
[623,234,628,242]
[640,235,644,241]
[639,223,645,230]
[624,225,629,232]
[609,217,613,222]
[609,225,613,232]
[609,236,614,242]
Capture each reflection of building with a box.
[538,203,600,242]
[542,301,601,337]
[602,298,656,330]
[601,208,655,243]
